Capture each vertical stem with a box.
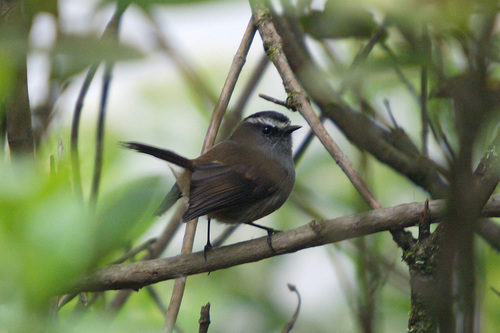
[89,62,113,209]
[71,6,127,203]
[71,64,99,201]
[88,6,127,209]
[162,17,257,333]
[420,24,430,156]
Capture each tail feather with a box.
[154,182,183,216]
[122,141,194,171]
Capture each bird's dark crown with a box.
[243,111,291,130]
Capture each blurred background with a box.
[1,0,499,332]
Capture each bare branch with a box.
[198,303,211,333]
[66,194,500,294]
[259,93,289,108]
[282,284,301,333]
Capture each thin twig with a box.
[146,285,168,315]
[198,303,211,333]
[231,54,268,116]
[282,284,301,333]
[420,24,430,156]
[88,5,128,210]
[259,93,288,108]
[70,7,127,203]
[162,17,257,333]
[251,2,379,208]
[66,194,500,294]
[71,64,98,201]
[380,43,420,103]
[110,238,157,265]
[293,114,325,165]
[211,225,239,248]
[107,201,185,312]
[339,22,387,95]
[89,61,114,210]
[383,99,398,129]
[219,54,269,140]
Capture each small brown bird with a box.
[123,111,300,251]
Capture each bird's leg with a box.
[247,222,281,252]
[204,218,212,260]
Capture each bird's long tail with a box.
[121,141,194,171]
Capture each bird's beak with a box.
[285,125,302,134]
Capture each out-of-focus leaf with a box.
[0,157,161,311]
[301,1,379,39]
[488,33,500,63]
[100,0,222,9]
[0,161,92,309]
[0,24,29,103]
[23,0,58,18]
[51,34,144,80]
[0,53,17,103]
[92,176,162,260]
[383,0,474,44]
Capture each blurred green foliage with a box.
[52,34,144,80]
[0,156,161,330]
[0,0,499,332]
[301,0,378,39]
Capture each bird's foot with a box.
[204,241,212,261]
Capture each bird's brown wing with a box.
[182,142,288,221]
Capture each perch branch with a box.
[67,194,500,294]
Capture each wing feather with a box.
[181,141,291,222]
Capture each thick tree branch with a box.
[66,194,500,294]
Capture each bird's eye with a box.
[262,126,273,135]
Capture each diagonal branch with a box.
[67,194,500,294]
[271,9,448,199]
[249,0,414,250]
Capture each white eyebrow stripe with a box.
[245,116,290,129]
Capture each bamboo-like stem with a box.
[162,17,257,333]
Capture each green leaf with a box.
[51,34,144,79]
[0,162,92,308]
[102,0,222,9]
[301,1,379,39]
[23,0,58,18]
[92,177,162,260]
